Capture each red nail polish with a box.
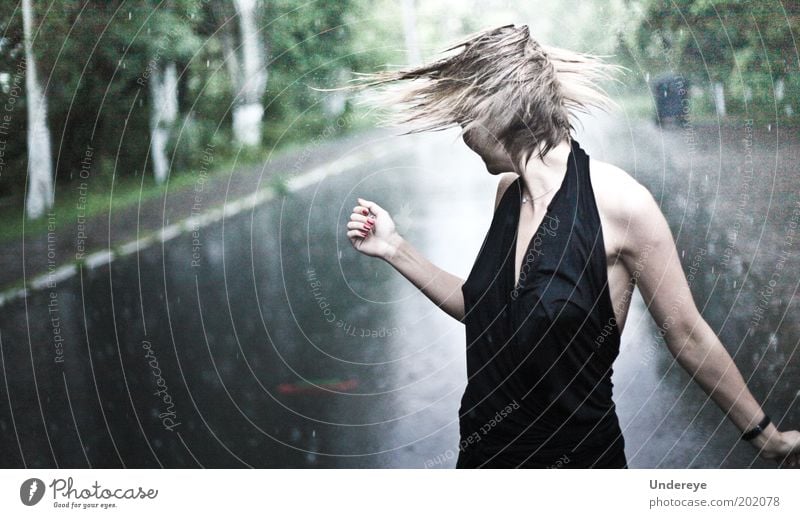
[362,209,369,215]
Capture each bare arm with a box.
[383,234,466,321]
[347,197,465,321]
[347,175,518,323]
[621,185,800,466]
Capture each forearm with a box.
[383,235,465,321]
[669,320,773,438]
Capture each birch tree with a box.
[149,62,178,184]
[21,0,54,219]
[231,0,267,146]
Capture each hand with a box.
[346,197,403,260]
[753,428,800,467]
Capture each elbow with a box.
[665,318,717,369]
[661,318,691,355]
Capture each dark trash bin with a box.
[651,73,689,126]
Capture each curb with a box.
[0,141,409,308]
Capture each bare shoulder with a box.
[589,158,664,254]
[494,172,519,210]
[590,159,657,218]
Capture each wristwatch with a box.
[741,414,771,442]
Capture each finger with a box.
[357,197,388,218]
[353,205,371,216]
[349,213,369,223]
[347,229,368,240]
[347,221,373,232]
[361,216,376,230]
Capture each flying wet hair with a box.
[338,24,626,164]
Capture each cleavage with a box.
[513,201,561,290]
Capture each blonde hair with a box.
[343,24,626,163]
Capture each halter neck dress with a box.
[457,138,626,468]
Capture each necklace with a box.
[522,183,558,204]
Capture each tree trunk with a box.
[232,0,267,146]
[22,0,54,219]
[149,62,178,184]
[712,81,726,118]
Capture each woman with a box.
[343,25,800,468]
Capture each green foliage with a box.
[623,0,800,121]
[0,0,391,213]
[261,0,388,146]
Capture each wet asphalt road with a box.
[0,114,797,468]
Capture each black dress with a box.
[457,138,627,468]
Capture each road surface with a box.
[0,114,797,468]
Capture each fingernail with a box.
[362,209,369,215]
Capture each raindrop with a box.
[768,332,778,351]
[312,429,316,438]
[733,281,737,288]
[681,249,685,258]
[128,12,131,20]
[767,124,771,131]
[206,59,210,68]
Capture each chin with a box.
[483,162,501,175]
[485,164,509,175]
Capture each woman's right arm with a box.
[348,197,466,321]
[348,175,517,323]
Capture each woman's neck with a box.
[517,138,572,204]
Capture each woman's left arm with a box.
[620,185,800,466]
